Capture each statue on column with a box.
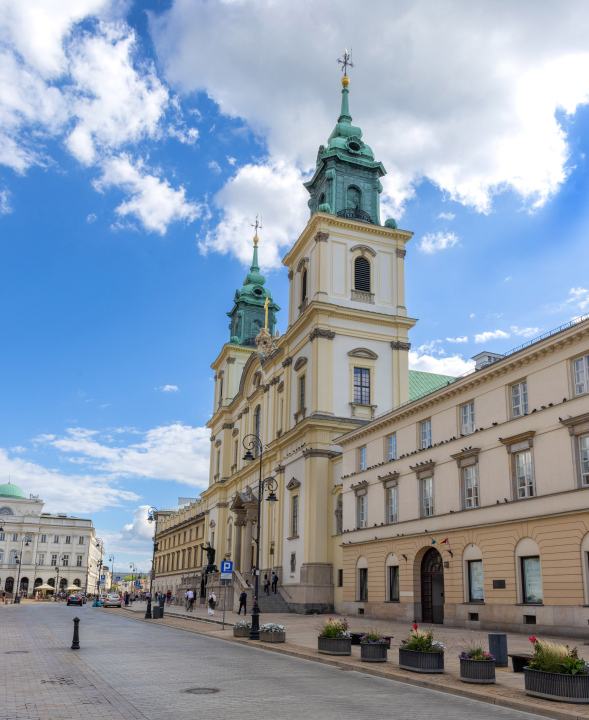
[205,542,218,574]
[335,495,343,535]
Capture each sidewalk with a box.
[121,601,589,720]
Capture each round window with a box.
[254,288,263,296]
[348,140,361,152]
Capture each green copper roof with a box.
[0,482,27,499]
[409,370,456,402]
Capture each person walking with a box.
[271,571,278,594]
[186,588,194,612]
[184,590,189,611]
[237,590,247,615]
[208,591,216,615]
[263,574,270,596]
[166,590,171,606]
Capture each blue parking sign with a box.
[220,560,233,579]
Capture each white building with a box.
[0,482,102,597]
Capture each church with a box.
[200,68,453,612]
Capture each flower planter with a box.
[524,668,589,703]
[398,648,444,673]
[361,643,388,663]
[233,627,250,638]
[260,631,285,643]
[459,658,496,684]
[318,637,352,656]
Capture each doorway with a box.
[5,577,14,593]
[421,548,444,624]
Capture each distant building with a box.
[0,482,102,596]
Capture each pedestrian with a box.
[186,588,194,612]
[238,590,247,615]
[271,571,278,594]
[184,590,190,610]
[263,574,270,595]
[2,592,5,604]
[208,592,216,615]
[166,590,172,606]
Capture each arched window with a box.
[254,405,261,455]
[0,506,14,515]
[301,268,308,302]
[354,256,371,292]
[347,186,361,209]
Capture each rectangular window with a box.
[299,375,305,410]
[0,532,4,541]
[12,533,18,542]
[463,465,479,509]
[354,367,370,405]
[234,440,238,467]
[359,446,367,471]
[65,536,71,544]
[357,495,367,528]
[337,569,343,587]
[580,435,589,487]
[422,477,433,517]
[216,450,221,475]
[388,565,400,601]
[387,486,398,524]
[511,381,528,418]
[51,554,58,565]
[468,560,484,602]
[62,555,69,566]
[515,450,534,498]
[39,534,46,543]
[24,534,32,542]
[78,536,84,545]
[522,556,542,603]
[38,554,44,566]
[461,402,475,435]
[0,551,3,563]
[53,535,59,543]
[421,420,431,449]
[76,555,83,567]
[358,567,368,601]
[290,552,296,572]
[291,496,299,537]
[387,434,397,461]
[574,355,589,396]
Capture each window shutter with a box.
[354,257,371,292]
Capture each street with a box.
[1,603,549,720]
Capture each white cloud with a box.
[446,336,468,343]
[418,231,459,254]
[510,325,541,337]
[94,154,201,234]
[86,212,97,223]
[168,125,199,144]
[409,350,474,377]
[469,313,476,318]
[10,446,26,453]
[227,156,237,166]
[474,329,510,344]
[200,160,309,269]
[0,189,12,214]
[568,287,589,310]
[437,212,455,220]
[158,384,179,392]
[36,423,211,487]
[415,339,445,356]
[505,276,512,282]
[208,160,222,174]
[152,0,589,228]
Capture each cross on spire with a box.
[251,214,262,236]
[337,47,354,76]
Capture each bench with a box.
[508,653,533,672]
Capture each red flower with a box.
[529,636,537,643]
[412,623,419,630]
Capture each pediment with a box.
[286,477,301,491]
[350,244,376,257]
[293,356,308,371]
[348,347,378,359]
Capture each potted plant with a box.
[317,618,352,655]
[360,631,389,663]
[524,636,589,703]
[398,624,445,673]
[459,643,495,684]
[233,620,251,638]
[260,623,286,643]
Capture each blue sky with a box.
[1,0,589,569]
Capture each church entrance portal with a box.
[421,548,444,624]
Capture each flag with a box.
[430,537,449,546]
[439,538,448,544]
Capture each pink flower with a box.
[412,624,419,630]
[529,636,537,643]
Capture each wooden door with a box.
[421,548,444,624]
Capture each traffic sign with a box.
[114,574,123,582]
[135,580,140,586]
[100,574,105,581]
[220,560,233,580]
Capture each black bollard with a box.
[71,617,80,650]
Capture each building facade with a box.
[0,482,101,596]
[337,317,589,636]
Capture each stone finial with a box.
[255,327,273,357]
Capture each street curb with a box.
[119,607,586,720]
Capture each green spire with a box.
[338,83,352,124]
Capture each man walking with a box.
[271,571,278,594]
[186,588,194,612]
[237,589,247,615]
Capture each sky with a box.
[1,0,589,571]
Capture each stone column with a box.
[243,517,253,575]
[233,514,246,573]
[395,247,407,316]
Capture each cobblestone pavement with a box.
[0,602,553,720]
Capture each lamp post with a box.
[93,538,104,605]
[129,562,137,600]
[14,535,30,604]
[109,554,115,591]
[145,507,159,619]
[242,434,278,640]
[54,565,60,601]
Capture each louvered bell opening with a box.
[354,257,371,292]
[302,270,307,301]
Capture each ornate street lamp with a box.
[92,538,104,606]
[145,507,159,619]
[242,434,278,640]
[13,536,29,604]
[109,554,115,591]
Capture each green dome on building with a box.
[0,482,27,499]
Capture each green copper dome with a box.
[0,482,27,499]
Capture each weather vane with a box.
[252,214,262,236]
[337,47,354,76]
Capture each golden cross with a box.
[264,296,270,330]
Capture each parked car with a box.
[99,594,108,605]
[103,593,122,608]
[67,594,83,606]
